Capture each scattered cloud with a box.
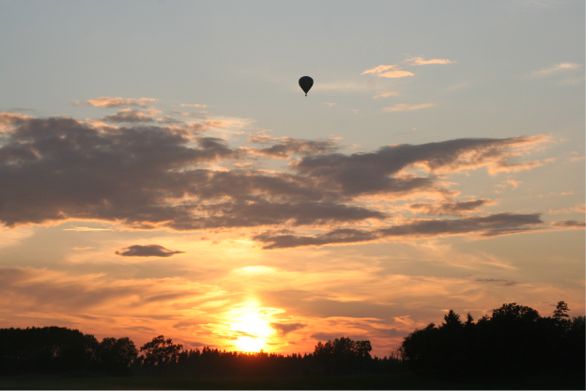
[116,244,184,257]
[249,134,337,158]
[180,103,208,110]
[86,97,157,108]
[362,65,415,79]
[530,62,582,78]
[316,81,372,92]
[410,199,492,216]
[552,220,586,228]
[475,278,517,286]
[405,57,455,65]
[547,203,585,215]
[373,91,399,99]
[383,103,435,112]
[0,112,31,132]
[102,108,160,123]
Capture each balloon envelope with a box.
[299,76,314,96]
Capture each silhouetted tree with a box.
[553,301,570,320]
[0,327,98,373]
[465,313,474,328]
[97,337,137,374]
[139,335,183,369]
[443,310,464,330]
[401,301,586,381]
[313,337,372,373]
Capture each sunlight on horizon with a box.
[227,299,277,352]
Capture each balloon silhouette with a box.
[299,76,314,96]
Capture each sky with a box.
[0,0,584,355]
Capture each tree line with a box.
[400,301,584,377]
[0,301,583,378]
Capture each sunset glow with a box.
[227,301,276,352]
[0,0,583,361]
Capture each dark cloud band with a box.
[0,113,550,247]
[255,213,543,249]
[116,244,183,257]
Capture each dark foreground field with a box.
[1,371,584,390]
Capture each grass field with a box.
[1,371,584,390]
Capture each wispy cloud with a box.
[362,65,414,79]
[405,56,455,65]
[86,97,157,108]
[316,81,372,92]
[529,62,582,78]
[63,226,113,232]
[373,91,399,99]
[383,103,435,112]
[475,278,517,286]
[180,103,208,110]
[552,220,586,228]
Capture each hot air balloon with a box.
[298,76,314,96]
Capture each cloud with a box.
[362,65,415,79]
[383,103,435,112]
[475,278,517,286]
[272,322,305,335]
[116,244,184,257]
[102,108,160,123]
[0,225,33,248]
[0,266,223,335]
[0,117,235,227]
[410,199,492,216]
[315,81,372,92]
[373,91,399,99]
[0,267,141,311]
[255,228,378,249]
[530,62,582,78]
[405,57,454,65]
[255,213,544,248]
[180,200,384,229]
[295,137,545,196]
[0,113,548,245]
[86,97,157,108]
[249,135,337,158]
[180,103,208,110]
[63,226,113,232]
[552,220,586,228]
[0,112,31,132]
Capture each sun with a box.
[229,300,275,352]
